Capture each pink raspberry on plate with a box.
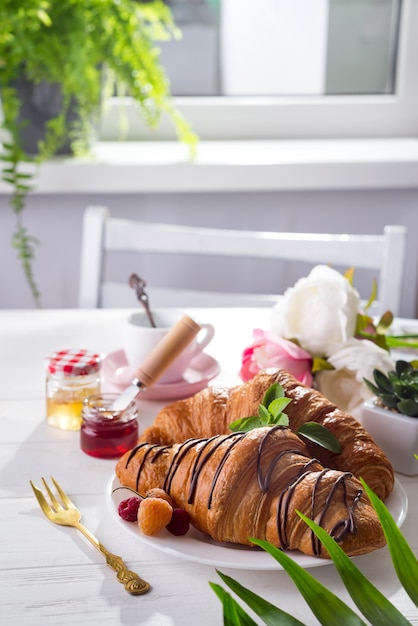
[118,497,141,522]
[166,508,191,536]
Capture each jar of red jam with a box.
[80,393,139,458]
[45,348,101,431]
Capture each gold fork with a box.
[30,476,150,595]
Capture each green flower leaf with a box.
[355,312,373,335]
[294,512,412,626]
[376,310,394,334]
[214,571,305,626]
[296,421,341,453]
[312,357,334,373]
[361,479,418,607]
[364,278,378,311]
[250,538,367,626]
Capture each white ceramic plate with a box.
[105,474,408,571]
[102,349,220,401]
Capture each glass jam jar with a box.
[45,349,101,431]
[80,393,139,459]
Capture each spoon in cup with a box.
[128,273,157,328]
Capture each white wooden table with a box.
[1,308,417,625]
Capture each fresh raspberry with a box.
[145,488,173,507]
[138,497,173,535]
[118,497,141,522]
[166,508,191,536]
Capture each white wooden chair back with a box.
[78,206,406,315]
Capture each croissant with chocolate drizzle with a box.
[139,369,395,501]
[116,426,385,558]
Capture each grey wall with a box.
[1,188,417,316]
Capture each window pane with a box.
[159,0,401,97]
[159,0,220,96]
[326,0,400,94]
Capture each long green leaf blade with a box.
[251,538,367,626]
[216,570,306,626]
[361,479,418,607]
[210,582,258,626]
[296,512,412,626]
[386,336,418,350]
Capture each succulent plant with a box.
[364,359,418,417]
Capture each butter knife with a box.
[112,315,201,411]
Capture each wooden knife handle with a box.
[133,315,201,388]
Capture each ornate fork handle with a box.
[75,520,150,595]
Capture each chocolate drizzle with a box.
[124,427,362,555]
[276,461,320,551]
[129,443,161,491]
[201,433,244,508]
[163,437,207,495]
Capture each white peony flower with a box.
[270,265,361,357]
[315,338,395,418]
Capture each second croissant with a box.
[138,368,395,501]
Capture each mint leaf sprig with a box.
[229,383,291,433]
[229,383,341,454]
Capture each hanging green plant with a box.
[0,0,197,306]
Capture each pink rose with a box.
[240,329,313,386]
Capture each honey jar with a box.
[80,393,139,458]
[45,349,101,431]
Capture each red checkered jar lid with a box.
[45,349,101,377]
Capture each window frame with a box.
[100,0,418,142]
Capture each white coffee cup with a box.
[122,310,215,384]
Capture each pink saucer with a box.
[102,349,221,401]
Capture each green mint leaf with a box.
[257,404,270,420]
[229,383,291,433]
[297,422,341,453]
[268,412,289,427]
[229,416,266,433]
[268,397,291,419]
[262,382,285,406]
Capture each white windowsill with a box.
[1,138,418,195]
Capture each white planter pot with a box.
[220,0,329,95]
[361,398,418,476]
